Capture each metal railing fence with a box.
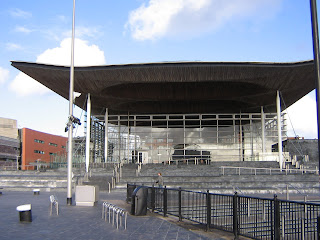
[127,184,320,240]
[220,166,319,176]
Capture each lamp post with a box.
[310,0,320,177]
[67,0,76,205]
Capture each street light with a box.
[67,0,76,205]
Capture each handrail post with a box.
[151,184,155,212]
[233,192,239,239]
[317,215,320,240]
[163,186,167,217]
[206,190,211,231]
[274,195,281,240]
[178,187,182,221]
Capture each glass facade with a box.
[101,112,286,164]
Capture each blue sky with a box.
[0,0,318,138]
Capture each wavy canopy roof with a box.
[11,60,315,116]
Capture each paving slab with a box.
[0,189,248,240]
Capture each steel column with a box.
[85,93,91,173]
[276,91,283,170]
[261,107,266,160]
[104,108,108,162]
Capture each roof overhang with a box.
[11,60,315,116]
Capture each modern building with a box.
[20,128,67,170]
[0,117,20,169]
[11,60,316,169]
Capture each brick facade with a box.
[21,128,67,170]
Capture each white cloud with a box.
[9,8,32,19]
[0,67,10,84]
[10,38,106,96]
[126,0,282,40]
[57,15,68,23]
[14,26,33,34]
[36,38,106,66]
[6,43,23,51]
[286,92,317,139]
[9,72,50,96]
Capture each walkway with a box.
[0,189,250,240]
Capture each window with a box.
[49,152,57,156]
[34,139,44,144]
[62,145,66,149]
[34,150,45,154]
[49,143,58,147]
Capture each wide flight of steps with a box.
[0,170,72,191]
[116,161,320,194]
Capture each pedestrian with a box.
[156,172,164,188]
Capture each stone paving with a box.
[0,189,246,240]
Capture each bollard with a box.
[16,204,32,222]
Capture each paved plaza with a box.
[0,189,248,240]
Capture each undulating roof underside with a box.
[11,60,315,116]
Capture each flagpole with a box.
[67,0,76,205]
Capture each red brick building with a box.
[21,128,67,170]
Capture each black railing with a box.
[127,184,320,240]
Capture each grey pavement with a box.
[0,189,244,240]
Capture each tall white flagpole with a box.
[67,0,76,205]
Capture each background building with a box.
[20,128,67,170]
[0,117,19,169]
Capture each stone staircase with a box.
[0,166,114,192]
[0,170,72,191]
[1,161,318,195]
[116,161,320,194]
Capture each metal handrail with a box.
[233,186,244,195]
[220,165,319,175]
[129,184,320,239]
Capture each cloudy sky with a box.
[0,0,318,138]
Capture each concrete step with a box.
[115,183,320,194]
[83,176,113,191]
[120,173,318,183]
[0,179,69,188]
[0,186,67,192]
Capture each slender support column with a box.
[183,116,186,164]
[310,0,320,176]
[104,108,108,163]
[239,114,243,161]
[166,117,169,164]
[67,0,76,205]
[127,112,130,164]
[151,119,153,164]
[250,117,253,160]
[277,91,283,170]
[118,117,121,163]
[85,93,91,173]
[134,117,136,163]
[261,107,266,160]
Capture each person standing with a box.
[156,172,164,188]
